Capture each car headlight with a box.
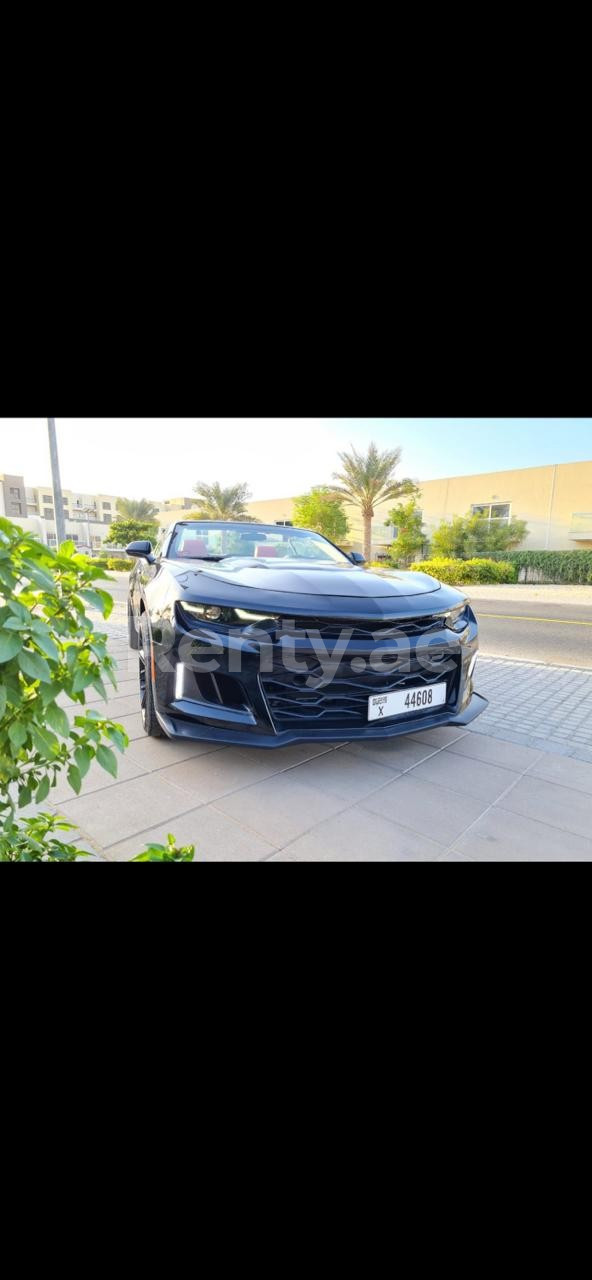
[443,604,470,632]
[181,602,224,622]
[178,602,279,631]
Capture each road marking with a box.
[478,613,592,627]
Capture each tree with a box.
[0,520,125,849]
[293,487,350,543]
[385,499,426,566]
[116,498,159,520]
[431,513,528,559]
[0,519,195,862]
[189,482,255,522]
[105,518,159,548]
[430,514,471,559]
[331,442,418,562]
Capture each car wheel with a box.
[139,616,163,737]
[128,601,140,650]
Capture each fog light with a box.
[468,654,477,679]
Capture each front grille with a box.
[261,653,460,730]
[280,615,446,641]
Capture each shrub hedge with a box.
[92,557,134,572]
[412,557,518,585]
[483,550,592,583]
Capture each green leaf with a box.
[59,540,77,557]
[0,685,7,719]
[36,776,51,804]
[96,744,118,779]
[30,632,60,662]
[25,565,56,590]
[2,617,25,630]
[0,633,21,663]
[79,589,114,619]
[45,703,71,738]
[8,721,28,749]
[90,675,108,701]
[105,726,128,753]
[67,765,82,795]
[18,649,53,683]
[29,725,60,760]
[71,669,94,694]
[74,745,92,778]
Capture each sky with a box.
[0,418,590,501]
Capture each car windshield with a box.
[168,523,349,564]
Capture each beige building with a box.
[245,461,592,555]
[0,473,122,549]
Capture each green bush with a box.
[411,557,518,585]
[0,521,195,862]
[108,558,134,572]
[483,550,592,584]
[91,557,134,572]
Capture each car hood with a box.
[169,558,441,599]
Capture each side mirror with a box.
[126,541,155,564]
[349,551,366,565]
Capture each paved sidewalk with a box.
[472,657,592,762]
[39,615,592,862]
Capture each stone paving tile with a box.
[436,850,475,862]
[125,736,226,771]
[496,775,592,841]
[49,752,145,805]
[474,657,592,757]
[342,736,438,771]
[529,753,592,796]
[452,807,592,862]
[270,806,442,862]
[361,774,485,846]
[407,752,521,804]
[57,774,199,847]
[84,680,139,704]
[289,749,398,803]
[411,725,470,746]
[214,774,350,848]
[445,734,544,773]
[154,749,290,805]
[103,711,148,741]
[106,804,277,862]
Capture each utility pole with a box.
[47,417,67,548]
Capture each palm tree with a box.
[190,482,255,522]
[331,443,418,562]
[116,497,159,520]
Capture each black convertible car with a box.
[126,521,487,746]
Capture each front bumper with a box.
[151,610,487,747]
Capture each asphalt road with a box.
[105,575,592,670]
[471,596,592,668]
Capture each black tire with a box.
[128,600,140,650]
[139,615,163,737]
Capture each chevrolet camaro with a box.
[126,521,487,746]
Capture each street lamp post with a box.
[47,417,67,548]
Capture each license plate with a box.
[368,682,447,722]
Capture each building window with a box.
[103,514,112,524]
[471,502,511,525]
[102,502,112,511]
[10,487,21,498]
[47,534,57,546]
[43,495,53,504]
[43,508,53,519]
[10,503,22,515]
